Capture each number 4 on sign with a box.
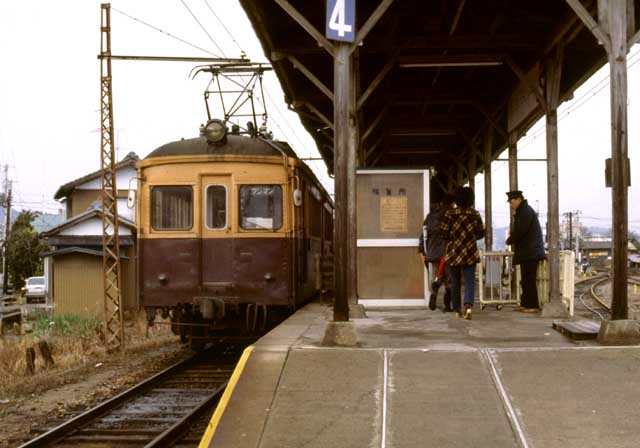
[326,0,355,42]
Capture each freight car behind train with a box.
[137,120,333,343]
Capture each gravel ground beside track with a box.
[0,340,191,448]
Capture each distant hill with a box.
[0,207,20,229]
[32,212,65,233]
[0,208,64,235]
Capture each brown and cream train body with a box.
[137,133,333,339]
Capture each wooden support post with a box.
[362,106,387,144]
[467,147,477,195]
[333,43,352,321]
[484,127,494,250]
[273,0,336,56]
[287,55,334,101]
[567,0,630,319]
[507,132,519,304]
[447,171,456,192]
[25,347,35,375]
[356,52,397,111]
[508,133,518,192]
[456,161,465,188]
[545,45,564,306]
[348,53,359,305]
[607,0,629,319]
[38,340,55,369]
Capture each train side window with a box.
[151,186,193,231]
[205,185,227,230]
[239,185,282,230]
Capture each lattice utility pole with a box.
[99,3,124,350]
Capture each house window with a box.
[151,186,193,230]
[239,185,282,230]
[205,185,227,230]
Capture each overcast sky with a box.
[0,1,638,233]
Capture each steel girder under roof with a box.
[240,0,639,188]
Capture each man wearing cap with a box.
[505,190,545,312]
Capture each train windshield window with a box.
[205,185,227,229]
[239,185,282,230]
[151,186,193,230]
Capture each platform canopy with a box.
[239,0,639,187]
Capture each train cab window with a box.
[239,185,282,230]
[205,185,227,229]
[151,186,193,230]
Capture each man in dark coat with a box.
[505,190,545,312]
[418,194,453,311]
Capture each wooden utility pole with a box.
[100,3,125,350]
[2,180,11,295]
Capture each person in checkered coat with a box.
[440,187,485,319]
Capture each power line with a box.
[109,4,318,171]
[518,48,640,151]
[203,0,245,54]
[111,6,221,57]
[179,0,226,56]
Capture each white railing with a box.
[478,251,518,309]
[478,250,575,316]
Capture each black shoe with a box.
[428,293,437,310]
[443,289,452,312]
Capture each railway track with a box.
[17,337,254,448]
[575,273,640,319]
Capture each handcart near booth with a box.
[478,250,576,316]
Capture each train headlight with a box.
[202,119,227,144]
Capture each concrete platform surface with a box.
[205,302,640,448]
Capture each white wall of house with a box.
[79,167,137,191]
[58,218,133,236]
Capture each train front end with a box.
[137,128,298,341]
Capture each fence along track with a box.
[18,338,254,447]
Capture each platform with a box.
[202,302,640,448]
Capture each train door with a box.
[356,169,430,306]
[200,175,233,290]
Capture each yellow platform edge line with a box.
[199,345,255,448]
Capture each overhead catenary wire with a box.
[178,0,226,57]
[111,6,221,57]
[110,3,327,188]
[178,2,314,158]
[203,0,245,54]
[185,2,322,167]
[517,47,640,152]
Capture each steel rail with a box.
[17,351,201,447]
[145,382,227,447]
[589,276,613,313]
[589,275,640,313]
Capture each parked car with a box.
[22,276,46,304]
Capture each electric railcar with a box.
[137,120,333,342]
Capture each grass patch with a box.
[33,313,101,338]
[0,312,176,397]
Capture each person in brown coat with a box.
[440,187,484,320]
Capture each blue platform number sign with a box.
[326,0,355,42]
